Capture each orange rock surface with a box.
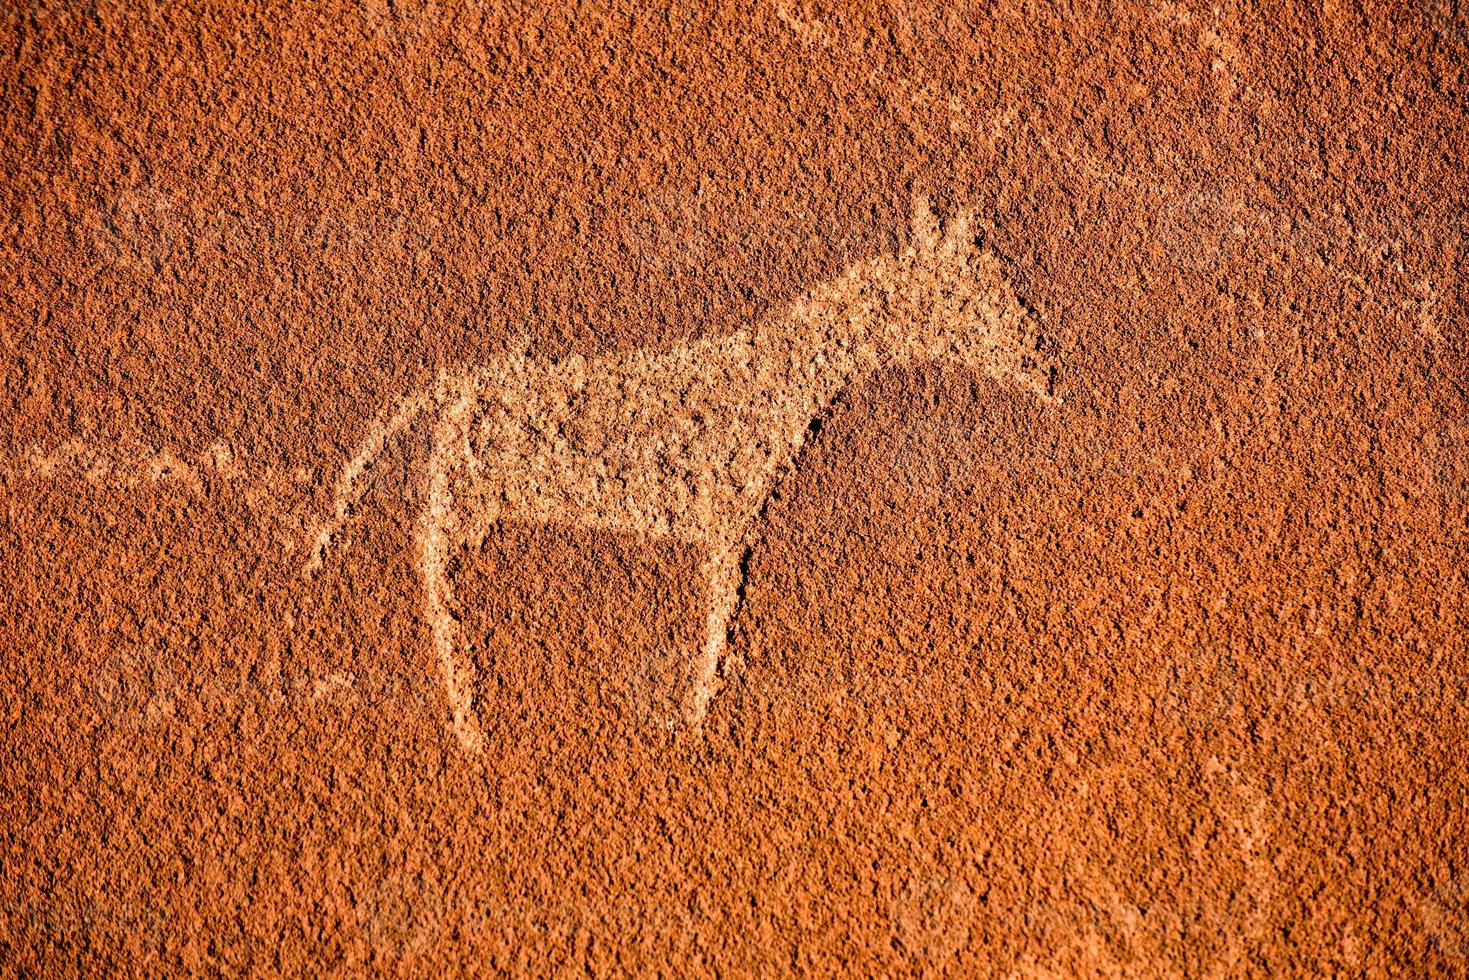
[2,1,1465,973]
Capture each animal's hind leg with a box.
[687,548,741,726]
[419,424,485,756]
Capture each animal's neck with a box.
[751,253,902,413]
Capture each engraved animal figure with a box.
[304,192,1061,755]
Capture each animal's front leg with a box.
[687,547,741,726]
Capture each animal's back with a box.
[446,330,815,547]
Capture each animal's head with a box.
[868,190,1060,403]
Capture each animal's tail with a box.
[302,387,434,577]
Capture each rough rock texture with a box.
[1,0,1466,975]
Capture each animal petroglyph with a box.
[305,191,1062,755]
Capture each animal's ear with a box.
[910,184,940,252]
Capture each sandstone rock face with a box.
[1,2,1464,974]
